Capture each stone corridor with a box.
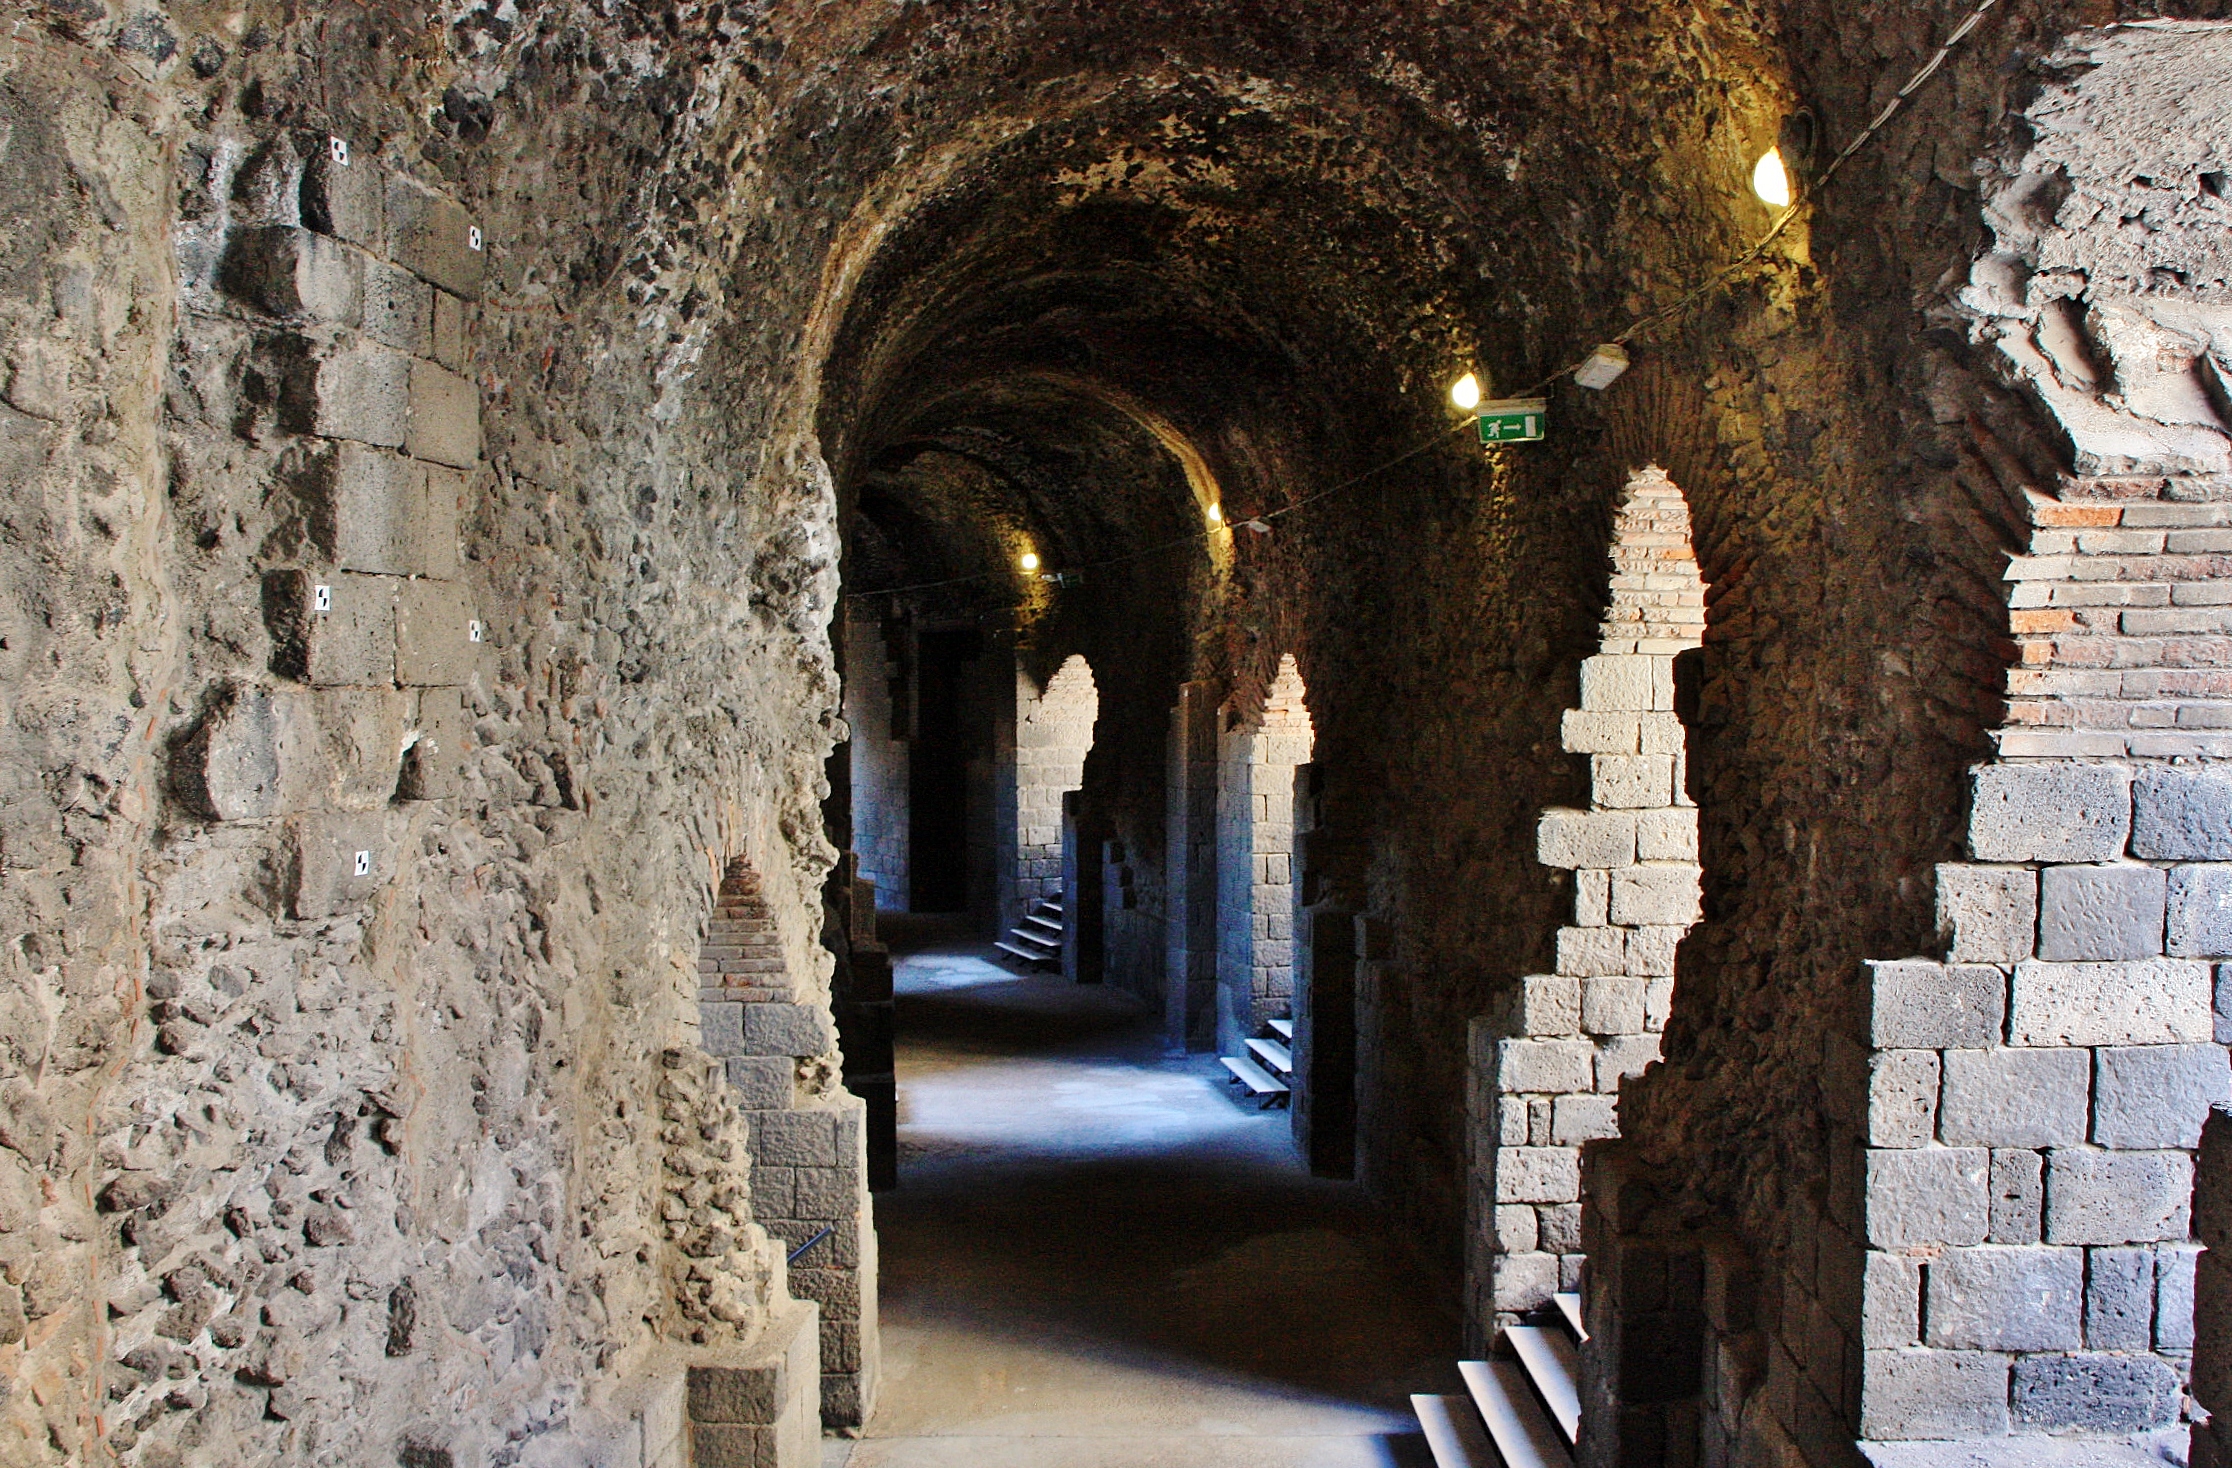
[13,2,2232,1467]
[835,921,1452,1467]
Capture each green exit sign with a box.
[1476,397,1547,444]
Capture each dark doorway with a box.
[909,627,980,911]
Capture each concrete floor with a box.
[825,920,1457,1468]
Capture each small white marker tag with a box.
[313,584,332,612]
[329,137,349,166]
[468,620,483,643]
[467,225,483,252]
[352,850,371,877]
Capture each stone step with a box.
[1504,1325,1580,1445]
[1554,1291,1587,1341]
[1268,1017,1293,1040]
[1458,1359,1572,1468]
[1218,1054,1289,1106]
[993,939,1057,967]
[1245,1037,1293,1076]
[1411,1393,1497,1468]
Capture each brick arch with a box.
[1467,466,1707,1338]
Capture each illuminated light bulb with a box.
[1207,503,1222,525]
[1019,551,1040,573]
[1450,372,1482,411]
[1752,147,1792,208]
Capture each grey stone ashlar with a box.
[2008,957,2212,1046]
[1968,762,2132,864]
[1923,1244,2084,1352]
[1868,959,2006,1049]
[2036,862,2165,961]
[2092,1042,2232,1148]
[2169,863,2232,957]
[2133,766,2232,861]
[1936,863,2038,964]
[1937,1047,2089,1149]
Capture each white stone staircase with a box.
[1412,1292,1584,1468]
[993,893,1064,968]
[1219,1015,1293,1108]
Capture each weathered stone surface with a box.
[2085,1245,2155,1351]
[1860,1350,2010,1440]
[1969,763,2132,863]
[1867,1049,1940,1149]
[1989,1148,2044,1244]
[2133,767,2232,860]
[2169,863,2232,957]
[1866,1148,1989,1249]
[2045,1150,2193,1245]
[2012,1353,2181,1431]
[1924,1245,2083,1351]
[2009,958,2212,1046]
[1938,1047,2089,1148]
[2092,1042,2232,1148]
[1936,863,2038,964]
[1537,809,1636,869]
[2036,863,2165,961]
[1869,960,2005,1049]
[1608,863,1700,926]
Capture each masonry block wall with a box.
[1840,28,2232,1449]
[1847,726,2230,1443]
[1003,654,1097,932]
[1215,655,1314,1057]
[1473,470,1705,1335]
[1167,680,1223,1051]
[844,610,911,912]
[697,860,880,1429]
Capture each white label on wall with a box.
[314,584,332,612]
[468,225,483,252]
[353,850,371,877]
[468,620,483,643]
[329,137,349,166]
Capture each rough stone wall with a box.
[0,4,850,1463]
[1827,23,2232,1455]
[1472,468,1705,1336]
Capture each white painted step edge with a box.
[1504,1325,1581,1445]
[1458,1359,1574,1468]
[1554,1291,1588,1341]
[1412,1393,1497,1468]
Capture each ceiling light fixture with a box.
[1450,372,1482,411]
[1751,147,1792,208]
[1019,551,1040,573]
[1207,503,1223,525]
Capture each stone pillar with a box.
[1215,656,1313,1056]
[1004,654,1096,933]
[698,861,879,1430]
[1166,680,1220,1051]
[1471,467,1705,1337]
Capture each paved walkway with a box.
[826,924,1456,1467]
